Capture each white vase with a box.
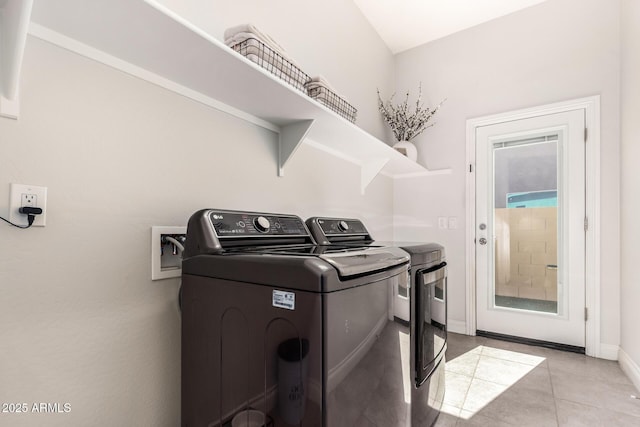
[392,140,418,162]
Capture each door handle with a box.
[478,237,487,245]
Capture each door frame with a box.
[465,96,601,357]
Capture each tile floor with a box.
[435,333,640,427]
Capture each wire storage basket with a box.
[229,38,310,92]
[305,85,357,123]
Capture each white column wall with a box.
[620,0,640,388]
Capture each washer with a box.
[306,217,447,427]
[181,209,412,427]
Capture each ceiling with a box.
[353,0,550,54]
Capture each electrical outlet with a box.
[9,183,48,226]
[22,193,37,207]
[448,217,458,229]
[438,217,448,229]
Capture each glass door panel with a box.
[492,136,560,314]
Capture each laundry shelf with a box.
[28,0,438,191]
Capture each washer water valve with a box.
[151,226,187,280]
[161,234,186,255]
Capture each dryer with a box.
[181,209,412,427]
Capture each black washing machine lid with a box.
[229,244,410,279]
[318,246,409,278]
[305,216,445,265]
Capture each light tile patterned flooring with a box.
[435,333,640,426]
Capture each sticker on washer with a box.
[272,290,295,310]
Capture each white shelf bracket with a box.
[0,0,34,119]
[278,119,314,176]
[361,158,389,194]
[0,92,20,119]
[0,0,33,119]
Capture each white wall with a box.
[393,0,621,345]
[620,0,640,385]
[0,32,393,427]
[156,0,395,141]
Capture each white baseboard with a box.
[597,343,619,361]
[447,319,467,335]
[444,321,621,362]
[619,348,640,392]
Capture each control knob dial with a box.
[338,220,349,232]
[254,216,271,233]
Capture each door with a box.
[475,110,585,348]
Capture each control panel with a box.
[209,211,308,237]
[316,218,368,236]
